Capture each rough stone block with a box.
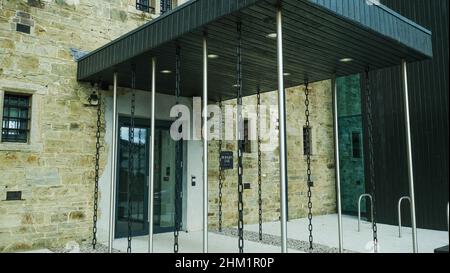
[25,168,60,186]
[16,11,31,19]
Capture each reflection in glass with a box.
[337,74,367,215]
[115,120,180,238]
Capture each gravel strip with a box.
[48,230,356,253]
[49,241,123,253]
[213,228,357,253]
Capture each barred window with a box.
[161,0,173,14]
[352,131,362,158]
[1,93,31,143]
[136,0,152,13]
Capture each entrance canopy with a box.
[76,0,432,102]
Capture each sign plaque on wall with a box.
[220,151,234,170]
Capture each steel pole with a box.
[401,59,418,253]
[202,34,209,253]
[331,74,344,253]
[148,57,156,253]
[108,72,119,253]
[276,6,288,253]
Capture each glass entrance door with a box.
[115,118,182,238]
[153,124,179,233]
[116,118,149,238]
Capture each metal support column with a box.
[148,57,156,253]
[331,74,344,253]
[276,5,288,253]
[401,59,418,253]
[202,34,209,253]
[108,72,119,253]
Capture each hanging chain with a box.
[304,80,314,251]
[127,67,137,253]
[218,101,224,232]
[236,21,244,254]
[257,88,263,241]
[365,69,378,253]
[92,88,101,249]
[174,45,182,253]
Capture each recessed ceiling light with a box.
[208,54,219,59]
[160,70,172,74]
[232,84,241,88]
[266,33,277,39]
[283,72,291,76]
[339,58,353,63]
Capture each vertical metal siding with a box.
[310,0,432,57]
[364,0,448,230]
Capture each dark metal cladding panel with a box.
[309,0,432,57]
[363,0,448,231]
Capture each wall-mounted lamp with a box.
[84,83,100,107]
[88,90,99,106]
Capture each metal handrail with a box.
[358,194,374,232]
[398,196,412,238]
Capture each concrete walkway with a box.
[243,214,448,253]
[112,231,301,253]
[18,214,447,253]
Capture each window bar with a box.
[161,0,172,14]
[136,0,154,13]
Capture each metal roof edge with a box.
[307,0,432,58]
[374,0,432,35]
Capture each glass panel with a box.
[9,120,18,129]
[18,131,27,141]
[8,108,19,118]
[154,129,176,231]
[20,120,28,130]
[152,127,179,234]
[18,97,29,107]
[19,109,28,119]
[8,96,17,106]
[116,125,149,238]
[337,74,366,215]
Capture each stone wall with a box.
[0,0,152,252]
[207,80,337,229]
